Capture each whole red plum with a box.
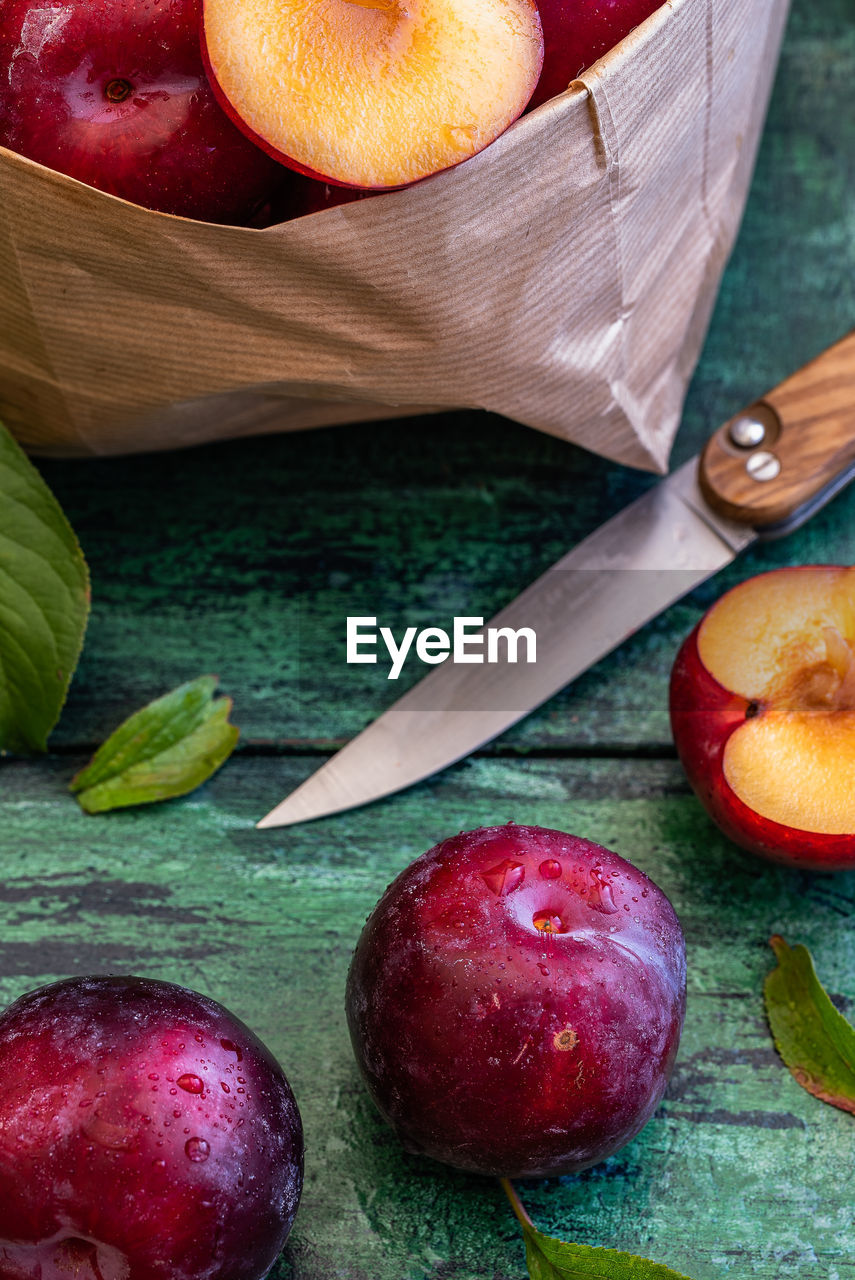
[346,823,685,1178]
[0,975,303,1280]
[0,0,283,222]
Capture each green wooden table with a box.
[3,0,855,1274]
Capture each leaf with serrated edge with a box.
[523,1225,695,1280]
[0,424,89,753]
[71,676,239,814]
[764,935,855,1115]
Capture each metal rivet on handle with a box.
[745,451,781,482]
[728,415,767,448]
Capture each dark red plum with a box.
[529,0,664,111]
[0,0,282,222]
[346,824,685,1179]
[0,975,303,1280]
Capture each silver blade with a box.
[258,458,757,828]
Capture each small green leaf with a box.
[0,424,90,753]
[70,676,239,813]
[764,934,855,1115]
[522,1224,695,1280]
[501,1179,695,1280]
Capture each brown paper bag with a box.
[0,0,788,469]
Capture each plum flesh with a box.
[346,824,685,1178]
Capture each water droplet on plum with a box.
[177,1073,204,1095]
[481,860,525,896]
[538,859,562,879]
[185,1136,211,1162]
[588,869,619,914]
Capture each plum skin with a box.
[0,0,283,223]
[670,623,855,871]
[529,0,664,111]
[0,975,303,1280]
[346,823,686,1179]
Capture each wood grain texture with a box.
[700,332,855,527]
[3,755,855,1279]
[33,432,855,756]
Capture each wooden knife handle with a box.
[698,330,855,528]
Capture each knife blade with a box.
[258,330,855,829]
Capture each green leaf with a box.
[501,1180,695,1280]
[522,1224,695,1280]
[0,424,89,753]
[764,934,855,1115]
[70,675,239,813]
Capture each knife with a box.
[258,330,855,829]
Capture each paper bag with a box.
[0,0,789,470]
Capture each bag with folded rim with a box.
[0,0,789,472]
